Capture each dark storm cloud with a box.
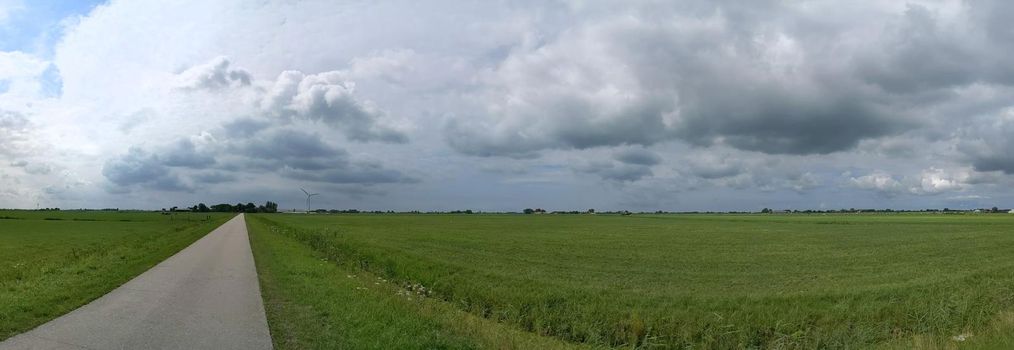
[236,129,344,160]
[614,148,661,166]
[283,166,414,185]
[102,121,413,192]
[102,148,191,192]
[958,120,1014,175]
[444,1,1014,158]
[970,157,1014,175]
[0,110,31,157]
[579,161,653,182]
[852,3,1014,95]
[161,139,216,168]
[686,158,745,180]
[972,0,1014,53]
[854,6,977,94]
[222,118,270,138]
[612,3,909,155]
[191,171,236,184]
[675,88,905,155]
[233,128,415,184]
[442,120,541,159]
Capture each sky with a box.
[1,0,1014,212]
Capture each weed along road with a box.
[0,214,272,350]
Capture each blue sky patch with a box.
[0,0,107,56]
[38,63,62,97]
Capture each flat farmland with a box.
[248,213,1014,349]
[0,210,232,339]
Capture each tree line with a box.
[166,201,278,213]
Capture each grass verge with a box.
[247,214,591,349]
[0,211,231,339]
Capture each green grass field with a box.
[0,210,231,340]
[248,213,1014,349]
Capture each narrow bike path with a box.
[0,214,272,350]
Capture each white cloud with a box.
[174,56,251,90]
[850,171,906,195]
[0,50,51,100]
[917,167,968,194]
[260,69,407,143]
[849,167,970,196]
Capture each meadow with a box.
[247,213,1014,349]
[0,210,231,340]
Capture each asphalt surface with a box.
[0,214,273,350]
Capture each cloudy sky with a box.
[2,0,1014,212]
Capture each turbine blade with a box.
[301,188,309,196]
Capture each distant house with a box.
[1009,209,1014,214]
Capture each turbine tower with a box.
[301,188,319,213]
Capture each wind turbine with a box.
[301,188,319,213]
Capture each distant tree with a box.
[245,202,257,212]
[197,203,210,212]
[523,208,535,214]
[587,208,595,214]
[761,208,771,213]
[264,201,278,213]
[211,203,233,212]
[992,206,1000,213]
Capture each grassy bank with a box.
[246,214,590,349]
[0,210,232,339]
[249,213,1014,348]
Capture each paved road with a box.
[0,214,273,350]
